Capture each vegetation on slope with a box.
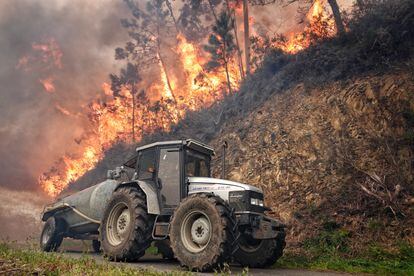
[67,0,414,273]
[277,236,414,275]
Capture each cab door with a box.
[157,147,181,213]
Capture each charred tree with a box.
[284,0,345,36]
[327,0,345,35]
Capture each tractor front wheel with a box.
[170,194,237,271]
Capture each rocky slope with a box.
[210,72,414,250]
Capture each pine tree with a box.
[115,0,178,102]
[204,11,236,94]
[110,62,141,142]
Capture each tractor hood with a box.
[187,177,263,194]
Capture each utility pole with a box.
[243,0,250,75]
[221,141,228,179]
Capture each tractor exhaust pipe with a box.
[221,141,228,179]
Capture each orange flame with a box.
[280,0,336,54]
[39,33,240,197]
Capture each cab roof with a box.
[135,139,215,156]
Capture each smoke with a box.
[0,0,129,193]
[0,187,46,241]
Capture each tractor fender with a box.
[116,180,160,215]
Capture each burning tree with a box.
[204,11,237,94]
[110,63,141,143]
[287,0,345,35]
[116,0,178,102]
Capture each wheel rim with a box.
[180,210,212,253]
[106,202,131,246]
[239,235,263,253]
[41,224,52,245]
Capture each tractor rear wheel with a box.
[233,230,285,268]
[170,194,237,271]
[40,217,64,252]
[100,186,154,261]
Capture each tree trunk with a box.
[224,61,232,94]
[165,0,180,33]
[327,0,346,35]
[155,21,177,103]
[243,0,250,75]
[232,10,245,79]
[224,0,245,79]
[207,0,218,21]
[131,85,136,143]
[222,38,232,94]
[158,52,177,102]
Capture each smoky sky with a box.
[0,0,355,194]
[0,0,130,192]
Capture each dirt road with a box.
[63,251,348,275]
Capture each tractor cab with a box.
[124,139,215,214]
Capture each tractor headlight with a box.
[250,197,264,207]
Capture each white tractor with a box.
[41,139,285,271]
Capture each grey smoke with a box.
[0,0,129,192]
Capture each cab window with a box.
[137,149,156,180]
[185,149,210,177]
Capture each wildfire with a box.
[39,33,239,197]
[279,0,336,54]
[38,0,332,196]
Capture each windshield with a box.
[185,149,210,177]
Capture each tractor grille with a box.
[228,190,264,213]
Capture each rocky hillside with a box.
[210,72,414,250]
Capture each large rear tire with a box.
[233,230,285,268]
[40,217,63,252]
[100,186,154,261]
[170,194,237,271]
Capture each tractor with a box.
[40,139,285,271]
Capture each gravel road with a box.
[62,250,349,276]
